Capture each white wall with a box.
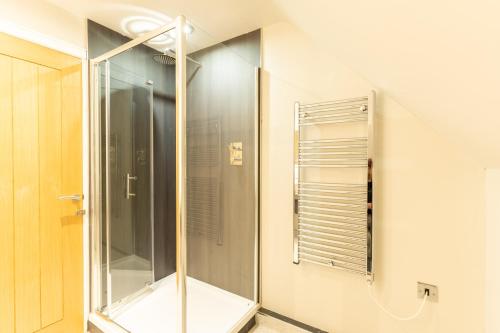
[261,22,486,333]
[0,0,85,56]
[486,169,500,333]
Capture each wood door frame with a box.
[0,30,89,333]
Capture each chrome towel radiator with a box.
[293,91,375,282]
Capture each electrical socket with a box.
[417,282,438,302]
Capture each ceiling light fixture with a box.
[121,15,175,45]
[184,24,194,35]
[121,15,193,47]
[122,16,163,35]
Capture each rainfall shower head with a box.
[153,53,176,65]
[153,49,202,67]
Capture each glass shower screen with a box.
[106,61,154,304]
[90,17,260,333]
[91,24,177,317]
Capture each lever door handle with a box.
[58,194,83,201]
[58,194,85,216]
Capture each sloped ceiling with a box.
[47,0,500,167]
[273,0,500,168]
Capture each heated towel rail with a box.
[293,92,375,282]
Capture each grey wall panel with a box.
[186,30,261,299]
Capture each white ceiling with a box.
[48,0,500,167]
[46,0,283,49]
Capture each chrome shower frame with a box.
[90,16,185,332]
[89,15,262,333]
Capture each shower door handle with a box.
[127,173,137,199]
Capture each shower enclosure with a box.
[89,16,260,333]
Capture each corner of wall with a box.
[485,169,500,333]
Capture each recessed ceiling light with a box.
[128,19,158,35]
[184,24,194,35]
[121,15,193,47]
[122,16,162,35]
[166,23,194,39]
[121,15,172,44]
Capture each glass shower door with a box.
[89,21,179,332]
[105,61,155,308]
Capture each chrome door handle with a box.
[126,174,137,199]
[58,194,83,201]
[58,194,85,216]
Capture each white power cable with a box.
[367,284,428,321]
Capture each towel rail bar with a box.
[293,91,375,282]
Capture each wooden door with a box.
[0,34,83,333]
